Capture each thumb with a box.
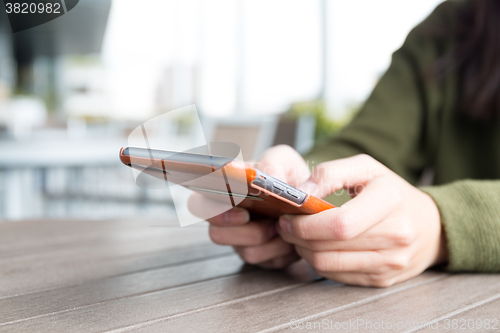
[256,145,310,187]
[299,154,391,198]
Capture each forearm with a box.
[421,180,500,272]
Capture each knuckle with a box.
[208,226,225,245]
[373,278,396,288]
[393,228,416,247]
[310,252,332,272]
[355,154,388,175]
[238,247,261,264]
[387,254,410,270]
[355,154,375,164]
[315,161,329,171]
[332,210,354,241]
[367,273,396,288]
[291,221,309,240]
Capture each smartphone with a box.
[119,147,335,218]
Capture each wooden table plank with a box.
[126,272,447,333]
[2,219,498,333]
[0,262,319,333]
[418,296,500,332]
[0,219,207,259]
[0,241,226,297]
[0,219,166,252]
[271,274,500,333]
[0,254,253,325]
[0,219,216,296]
[0,244,230,291]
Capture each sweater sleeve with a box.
[306,1,455,185]
[421,180,500,272]
[306,2,500,272]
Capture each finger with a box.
[280,176,401,241]
[318,251,431,287]
[208,221,277,246]
[277,219,406,251]
[314,272,396,287]
[257,251,301,269]
[256,145,310,187]
[205,208,250,226]
[188,193,250,226]
[315,272,373,286]
[234,237,295,264]
[299,154,391,198]
[316,269,414,288]
[295,246,388,274]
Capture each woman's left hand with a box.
[278,154,448,287]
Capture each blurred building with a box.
[0,0,442,221]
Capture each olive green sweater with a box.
[307,0,500,272]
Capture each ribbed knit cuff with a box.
[421,180,500,272]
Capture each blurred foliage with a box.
[65,55,102,66]
[288,100,360,141]
[78,115,112,123]
[176,112,196,134]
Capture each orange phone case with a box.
[119,147,334,218]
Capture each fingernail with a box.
[299,180,317,195]
[223,209,249,224]
[279,216,292,233]
[238,209,250,223]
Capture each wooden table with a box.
[1,219,499,332]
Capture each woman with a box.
[189,0,500,287]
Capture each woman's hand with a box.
[188,145,310,269]
[278,154,448,287]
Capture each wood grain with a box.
[0,244,230,290]
[418,296,500,332]
[1,219,498,333]
[129,272,447,333]
[0,218,208,258]
[272,274,500,333]
[0,254,253,324]
[0,262,319,332]
[0,219,217,296]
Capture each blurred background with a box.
[0,0,442,221]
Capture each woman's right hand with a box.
[188,145,311,269]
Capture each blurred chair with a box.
[272,114,316,155]
[0,137,175,221]
[201,115,279,161]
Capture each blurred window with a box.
[100,0,442,119]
